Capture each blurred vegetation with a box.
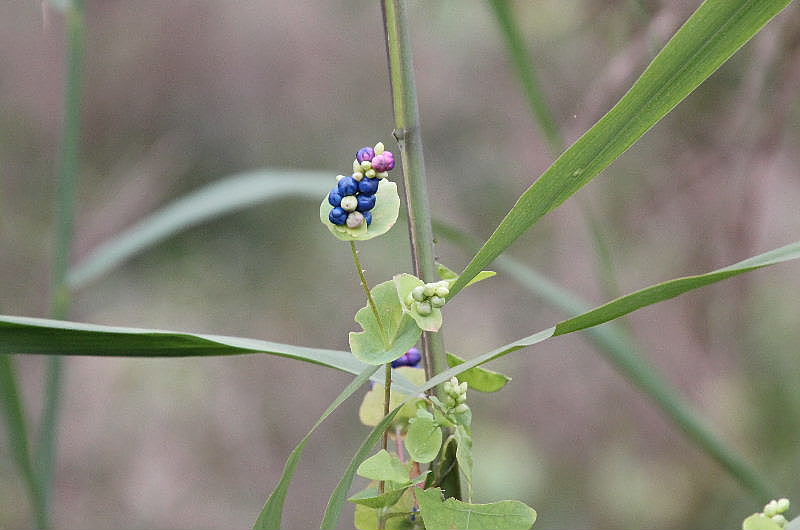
[1,0,799,528]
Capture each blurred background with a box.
[1,0,799,528]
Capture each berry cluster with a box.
[404,281,449,316]
[442,376,469,415]
[391,347,422,368]
[761,499,791,528]
[328,142,396,228]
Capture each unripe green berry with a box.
[377,171,389,179]
[352,172,364,181]
[430,296,445,308]
[776,499,790,513]
[454,403,469,414]
[353,160,361,173]
[434,285,450,297]
[412,286,426,301]
[360,160,372,171]
[456,393,467,404]
[765,501,779,518]
[405,293,415,306]
[365,169,376,178]
[450,377,459,387]
[444,396,456,408]
[443,381,453,394]
[771,515,788,527]
[336,174,345,182]
[423,284,436,297]
[340,196,358,212]
[346,211,365,228]
[416,301,432,316]
[374,141,385,154]
[459,381,468,394]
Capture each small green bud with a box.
[376,171,389,179]
[459,381,468,395]
[412,286,426,301]
[449,376,459,387]
[456,393,467,404]
[771,515,788,527]
[776,499,790,514]
[765,501,779,518]
[352,171,364,181]
[416,301,432,316]
[443,381,453,394]
[353,160,361,173]
[444,396,456,408]
[340,195,358,212]
[374,141,385,154]
[423,284,436,297]
[454,403,469,414]
[365,169,376,178]
[360,160,372,171]
[430,296,445,308]
[434,285,450,297]
[405,293,415,306]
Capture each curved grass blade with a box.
[451,0,794,297]
[436,220,775,499]
[319,406,402,530]
[253,366,378,530]
[0,315,418,392]
[68,171,331,290]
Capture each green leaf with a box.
[393,273,443,332]
[406,413,442,464]
[358,367,425,427]
[555,241,800,336]
[454,425,474,500]
[253,366,377,530]
[437,263,496,288]
[417,488,537,530]
[320,180,401,242]
[354,487,416,530]
[348,486,407,510]
[349,280,422,365]
[69,171,331,290]
[742,514,783,530]
[446,353,511,393]
[450,0,793,297]
[356,450,411,483]
[320,406,403,530]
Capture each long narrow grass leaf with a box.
[253,366,378,530]
[319,406,402,529]
[451,0,794,296]
[68,171,330,290]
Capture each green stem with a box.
[0,355,48,528]
[349,241,389,348]
[41,2,86,526]
[379,0,447,383]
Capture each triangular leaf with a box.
[356,450,410,483]
[406,414,442,464]
[417,488,537,530]
[742,514,783,530]
[447,352,511,392]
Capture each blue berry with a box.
[357,147,375,162]
[328,189,342,207]
[329,207,348,225]
[358,177,379,196]
[405,348,421,366]
[364,211,372,225]
[337,176,358,196]
[356,194,376,212]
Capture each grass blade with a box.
[0,315,418,392]
[451,0,794,297]
[319,406,402,530]
[555,241,800,336]
[68,171,330,290]
[253,366,379,530]
[0,356,47,527]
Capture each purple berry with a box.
[357,147,375,163]
[329,207,348,225]
[328,189,342,207]
[337,175,359,196]
[358,177,380,196]
[405,347,421,366]
[364,211,372,225]
[371,154,395,172]
[356,194,376,212]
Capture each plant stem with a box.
[379,0,447,383]
[0,355,48,528]
[41,2,86,526]
[349,241,389,348]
